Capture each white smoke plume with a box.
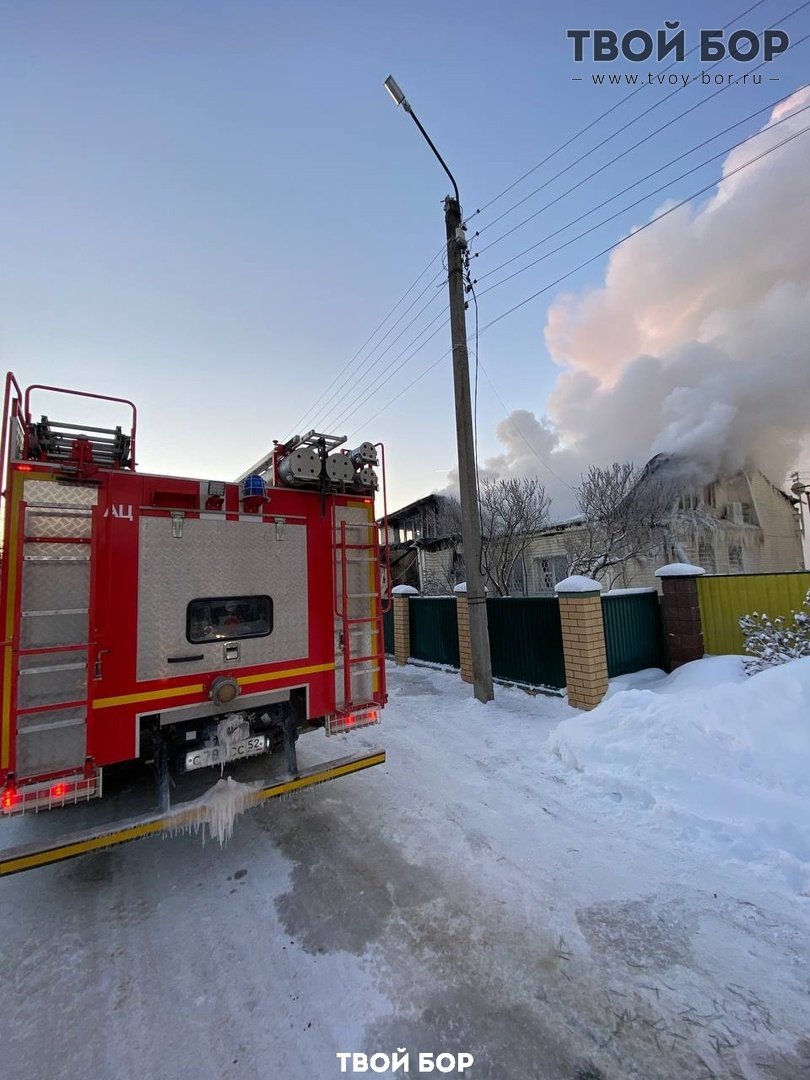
[480,87,810,516]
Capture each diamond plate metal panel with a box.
[23,480,99,508]
[20,611,89,649]
[137,516,309,682]
[25,507,92,539]
[17,650,88,709]
[21,561,90,612]
[17,707,86,777]
[23,542,89,562]
[17,705,85,733]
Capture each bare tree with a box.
[419,496,465,595]
[479,477,552,596]
[565,461,677,587]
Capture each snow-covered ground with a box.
[549,656,810,898]
[2,658,809,1079]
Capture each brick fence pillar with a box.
[392,587,417,666]
[454,592,474,684]
[655,564,706,669]
[554,576,609,711]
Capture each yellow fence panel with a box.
[697,571,810,656]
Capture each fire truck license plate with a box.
[184,735,269,772]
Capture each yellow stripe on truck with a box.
[93,662,336,710]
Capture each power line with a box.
[344,97,808,435]
[317,271,447,432]
[475,95,810,295]
[346,119,810,439]
[290,6,808,443]
[329,15,810,441]
[321,299,448,433]
[477,121,810,334]
[468,0,808,239]
[474,86,807,281]
[471,16,810,252]
[467,0,771,222]
[475,65,809,265]
[478,364,578,493]
[348,344,449,434]
[467,278,481,484]
[282,246,444,441]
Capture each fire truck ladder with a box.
[27,416,132,468]
[11,481,99,799]
[334,516,387,714]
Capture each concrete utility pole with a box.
[443,196,494,703]
[384,75,493,702]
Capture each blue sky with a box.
[3,0,809,514]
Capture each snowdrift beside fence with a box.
[548,656,810,896]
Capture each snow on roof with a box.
[654,562,706,577]
[534,513,587,534]
[555,575,602,593]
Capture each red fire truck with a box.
[0,373,388,870]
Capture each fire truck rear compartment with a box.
[1,374,388,866]
[137,515,309,683]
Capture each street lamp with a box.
[384,75,494,703]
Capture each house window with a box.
[509,560,527,596]
[697,540,716,574]
[533,555,568,595]
[728,544,744,573]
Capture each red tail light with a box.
[51,783,66,798]
[2,788,18,810]
[326,706,381,736]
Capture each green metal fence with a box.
[409,597,460,668]
[486,597,566,689]
[383,606,394,655]
[396,590,665,686]
[601,590,665,677]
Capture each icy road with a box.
[2,661,809,1080]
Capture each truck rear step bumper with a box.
[0,747,385,877]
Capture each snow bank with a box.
[548,656,810,895]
